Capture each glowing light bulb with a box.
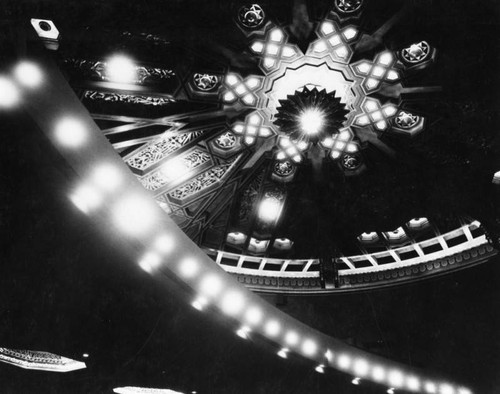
[160,158,188,181]
[299,108,324,135]
[372,365,386,382]
[301,339,317,356]
[54,117,87,148]
[153,234,174,253]
[70,184,102,214]
[113,195,157,236]
[425,381,437,393]
[337,354,351,369]
[352,377,361,385]
[178,257,199,278]
[245,306,263,325]
[439,384,455,394]
[388,370,404,387]
[14,61,43,88]
[407,376,421,391]
[92,163,122,191]
[106,55,136,83]
[139,252,161,273]
[285,331,299,346]
[353,358,369,376]
[221,291,244,315]
[258,197,281,222]
[0,77,20,108]
[200,274,222,297]
[277,349,288,359]
[264,320,280,336]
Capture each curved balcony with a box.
[206,222,497,294]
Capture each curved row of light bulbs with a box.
[1,54,473,394]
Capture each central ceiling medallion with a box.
[274,86,349,143]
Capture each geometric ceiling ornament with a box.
[0,348,86,372]
[334,0,364,14]
[308,20,359,64]
[390,110,425,137]
[237,4,266,30]
[350,51,401,94]
[274,86,349,144]
[250,27,301,72]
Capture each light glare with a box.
[70,184,102,214]
[285,331,299,346]
[92,163,122,191]
[200,274,222,297]
[106,55,136,83]
[178,258,199,279]
[139,252,161,273]
[301,339,317,356]
[113,195,157,236]
[337,354,351,369]
[388,370,405,387]
[14,61,43,88]
[55,117,87,148]
[264,320,280,337]
[299,108,324,135]
[153,234,174,253]
[245,306,263,325]
[353,358,369,376]
[258,197,281,222]
[221,291,244,315]
[0,77,20,108]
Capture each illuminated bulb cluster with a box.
[352,51,400,92]
[320,129,358,159]
[310,21,358,63]
[250,28,298,71]
[232,112,274,145]
[275,137,308,163]
[0,61,45,110]
[70,162,125,214]
[354,99,398,131]
[223,73,262,106]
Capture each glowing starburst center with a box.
[299,108,325,135]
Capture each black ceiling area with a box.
[1,0,500,393]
